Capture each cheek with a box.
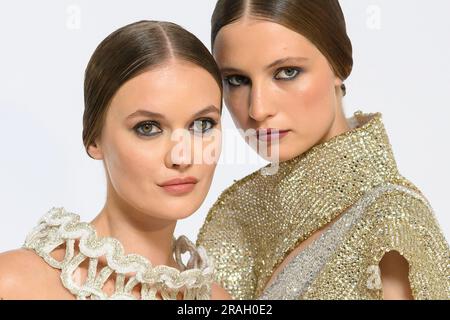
[192,130,222,169]
[224,88,251,129]
[198,163,216,188]
[284,72,336,134]
[103,131,160,196]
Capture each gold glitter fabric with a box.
[196,111,450,300]
[23,207,214,300]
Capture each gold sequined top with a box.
[197,111,450,300]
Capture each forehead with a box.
[213,19,319,67]
[108,61,221,119]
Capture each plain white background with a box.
[0,0,449,252]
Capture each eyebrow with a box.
[220,56,309,74]
[126,105,220,120]
[265,56,309,70]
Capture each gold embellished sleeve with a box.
[369,191,450,299]
[196,201,258,300]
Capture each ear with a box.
[334,76,343,87]
[87,140,104,160]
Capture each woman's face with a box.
[89,61,222,221]
[213,19,348,162]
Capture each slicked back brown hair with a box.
[83,20,222,158]
[211,0,353,95]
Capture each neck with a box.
[91,181,178,269]
[318,101,351,145]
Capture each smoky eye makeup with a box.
[273,67,304,81]
[132,120,163,137]
[189,117,218,135]
[132,117,219,138]
[223,75,251,87]
[222,66,304,88]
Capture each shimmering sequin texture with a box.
[196,112,450,300]
[23,207,214,300]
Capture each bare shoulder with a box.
[211,282,232,300]
[0,248,59,299]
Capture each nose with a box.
[164,131,193,170]
[248,81,276,122]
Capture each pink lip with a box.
[159,176,198,196]
[256,129,290,142]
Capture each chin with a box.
[144,208,195,222]
[277,151,299,163]
[260,144,302,163]
[160,198,201,219]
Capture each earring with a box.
[341,83,347,96]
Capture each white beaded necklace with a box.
[23,207,214,300]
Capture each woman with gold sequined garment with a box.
[0,21,230,300]
[197,0,450,300]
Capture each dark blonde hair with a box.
[83,20,222,158]
[211,0,353,95]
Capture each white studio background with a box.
[0,0,449,252]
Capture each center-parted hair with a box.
[83,20,222,158]
[211,0,353,95]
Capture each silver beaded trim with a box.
[259,183,433,300]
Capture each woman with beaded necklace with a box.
[0,20,230,300]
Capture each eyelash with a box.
[133,121,162,137]
[133,118,218,137]
[274,67,302,80]
[224,75,250,88]
[224,67,303,88]
[190,118,218,135]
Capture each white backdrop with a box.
[0,0,449,252]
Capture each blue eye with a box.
[224,75,250,87]
[274,67,301,80]
[134,121,162,137]
[190,118,217,134]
